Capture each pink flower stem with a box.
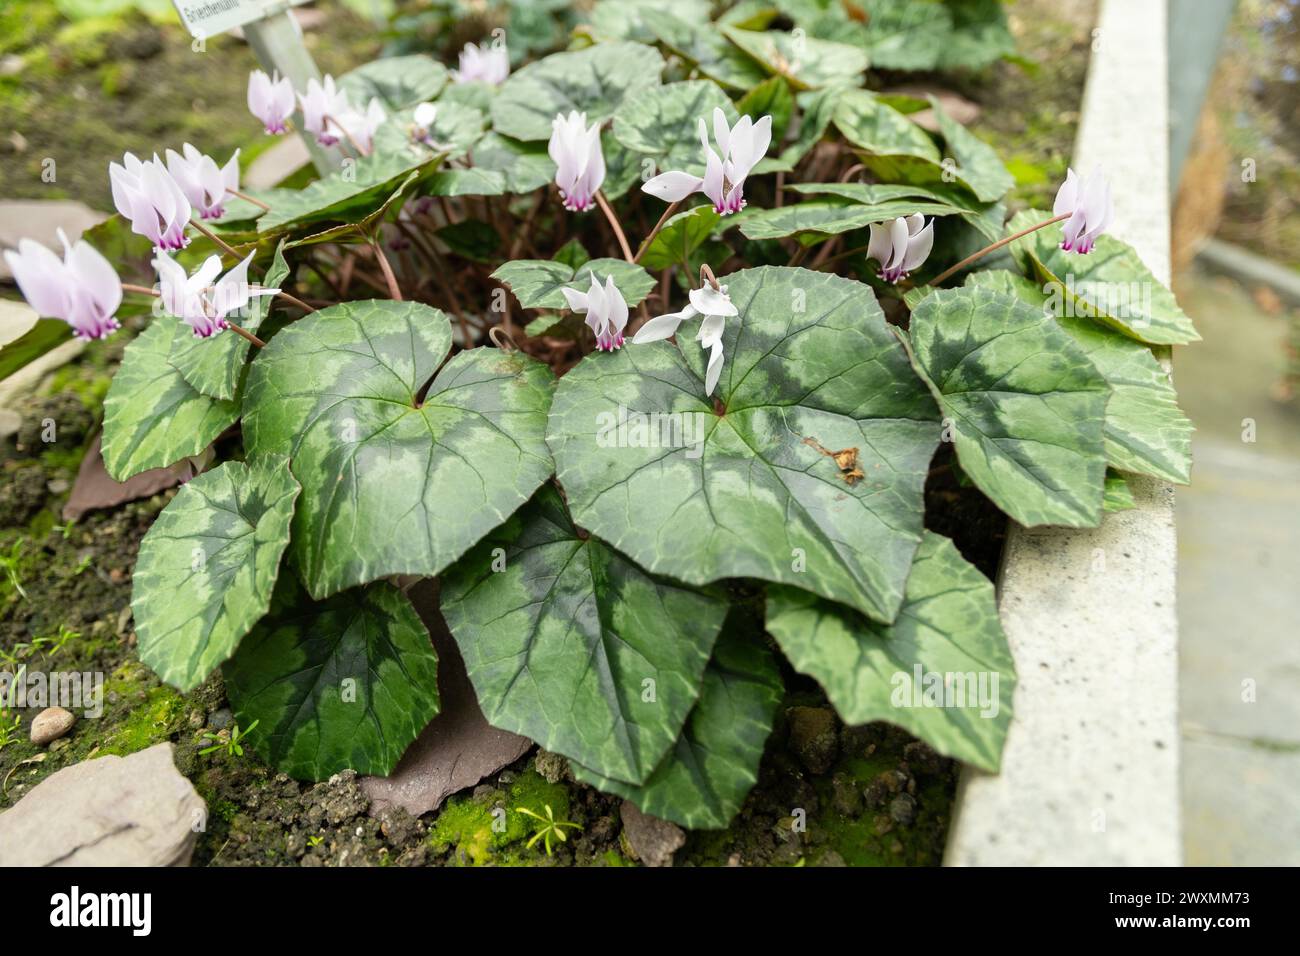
[633,201,680,264]
[188,219,242,260]
[927,212,1069,288]
[594,190,634,263]
[225,187,271,211]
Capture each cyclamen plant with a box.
[3,9,1198,833]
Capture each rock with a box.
[0,743,204,865]
[902,740,945,777]
[830,772,862,817]
[533,749,568,784]
[787,706,839,774]
[30,707,75,745]
[889,792,917,827]
[376,806,418,846]
[0,201,106,282]
[361,581,533,817]
[619,801,685,867]
[816,849,847,867]
[207,707,234,731]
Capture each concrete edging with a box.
[944,0,1183,866]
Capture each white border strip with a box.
[945,0,1182,866]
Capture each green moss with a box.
[426,769,572,867]
[98,666,185,756]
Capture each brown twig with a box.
[225,187,271,211]
[225,321,266,348]
[633,200,680,263]
[368,236,403,301]
[188,219,241,260]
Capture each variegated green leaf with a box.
[339,54,448,111]
[833,89,941,165]
[242,300,555,598]
[132,455,300,691]
[721,25,868,90]
[101,320,242,482]
[548,266,941,623]
[906,285,1110,528]
[425,132,552,197]
[738,184,978,242]
[491,257,655,310]
[1104,470,1136,512]
[612,80,737,177]
[441,486,726,785]
[168,240,291,402]
[1007,208,1201,345]
[224,578,439,780]
[590,0,712,42]
[647,11,769,91]
[570,612,783,827]
[766,531,1014,772]
[965,270,1193,484]
[490,41,665,141]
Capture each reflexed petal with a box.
[559,286,589,313]
[867,222,892,265]
[904,213,925,236]
[641,170,703,202]
[1053,167,1079,217]
[604,275,628,336]
[901,220,934,272]
[689,284,737,317]
[712,107,732,157]
[702,147,725,210]
[631,306,695,343]
[887,217,910,269]
[5,240,68,319]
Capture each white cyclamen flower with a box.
[109,152,191,252]
[561,274,628,351]
[1053,165,1113,254]
[154,251,278,339]
[867,214,934,283]
[166,143,240,220]
[298,75,352,148]
[3,229,122,341]
[632,283,738,395]
[548,111,605,213]
[642,108,772,215]
[451,41,510,85]
[412,102,438,145]
[247,69,295,134]
[336,98,386,155]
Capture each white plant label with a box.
[171,0,309,39]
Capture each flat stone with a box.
[0,200,106,281]
[361,580,533,817]
[244,135,311,190]
[1183,736,1300,865]
[62,433,189,523]
[29,707,74,746]
[619,801,685,867]
[0,743,205,866]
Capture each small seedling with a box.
[199,719,259,758]
[307,835,324,847]
[0,541,28,601]
[47,624,80,656]
[517,803,582,856]
[0,713,22,753]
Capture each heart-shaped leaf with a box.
[224,578,440,780]
[339,54,448,110]
[132,455,300,691]
[966,270,1193,483]
[242,300,555,598]
[168,240,290,402]
[906,285,1110,527]
[441,486,726,785]
[490,41,666,141]
[721,26,868,90]
[591,0,712,42]
[101,320,242,482]
[548,266,942,623]
[569,612,783,828]
[491,258,655,310]
[766,531,1014,772]
[738,188,978,243]
[1007,209,1201,346]
[842,0,1014,72]
[647,12,769,91]
[612,80,737,177]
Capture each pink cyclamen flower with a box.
[3,230,122,341]
[867,215,934,283]
[632,283,737,395]
[298,75,351,148]
[451,41,510,85]
[166,143,240,220]
[110,152,191,252]
[643,109,772,215]
[1054,165,1113,254]
[548,111,605,213]
[247,69,295,134]
[561,275,628,351]
[154,251,278,339]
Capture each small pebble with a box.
[30,707,75,746]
